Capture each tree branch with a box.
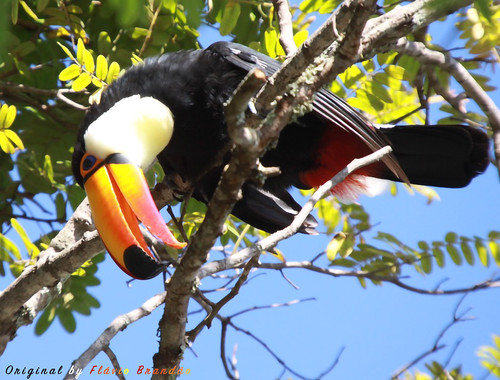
[391,295,473,379]
[272,0,297,56]
[361,0,474,56]
[0,199,102,355]
[198,146,393,280]
[186,255,260,343]
[255,260,500,295]
[64,292,166,380]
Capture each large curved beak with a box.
[83,154,186,279]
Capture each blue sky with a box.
[1,6,500,380]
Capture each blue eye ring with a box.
[82,155,97,171]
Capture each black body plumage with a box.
[73,42,489,234]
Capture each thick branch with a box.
[256,0,376,112]
[361,0,474,55]
[154,3,378,370]
[0,199,101,355]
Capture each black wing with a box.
[208,41,408,184]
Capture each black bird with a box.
[72,41,489,279]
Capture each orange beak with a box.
[82,153,186,279]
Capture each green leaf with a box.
[0,104,8,127]
[35,305,57,335]
[95,55,108,81]
[2,129,24,152]
[55,192,66,220]
[420,252,432,274]
[72,72,92,92]
[19,0,39,21]
[37,0,50,12]
[446,243,462,265]
[76,39,85,65]
[474,0,493,23]
[294,30,308,47]
[59,64,81,81]
[475,238,490,267]
[460,240,475,265]
[315,198,340,234]
[326,232,346,260]
[82,49,95,73]
[219,1,241,36]
[0,234,21,261]
[433,246,445,268]
[57,41,75,61]
[10,218,40,258]
[67,185,86,211]
[11,0,19,24]
[385,64,408,81]
[43,154,54,183]
[0,132,15,154]
[57,308,76,333]
[163,0,177,14]
[0,104,17,129]
[131,27,149,39]
[11,41,35,57]
[106,61,120,84]
[445,232,458,244]
[97,31,112,55]
[489,240,500,265]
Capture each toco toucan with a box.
[72,41,490,280]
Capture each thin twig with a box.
[64,292,166,380]
[228,297,316,319]
[256,260,500,295]
[187,255,260,343]
[220,321,239,380]
[138,2,163,57]
[391,294,474,379]
[272,0,297,56]
[102,347,126,380]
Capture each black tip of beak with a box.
[123,246,166,280]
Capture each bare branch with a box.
[391,295,473,379]
[255,260,500,295]
[0,81,88,110]
[102,347,126,380]
[138,2,162,58]
[64,292,166,380]
[220,321,238,380]
[272,0,297,56]
[187,255,260,343]
[228,297,316,319]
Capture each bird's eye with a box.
[83,155,97,171]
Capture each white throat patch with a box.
[84,95,174,169]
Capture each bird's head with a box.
[72,95,186,280]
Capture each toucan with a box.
[72,41,489,280]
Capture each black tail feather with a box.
[380,125,489,188]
